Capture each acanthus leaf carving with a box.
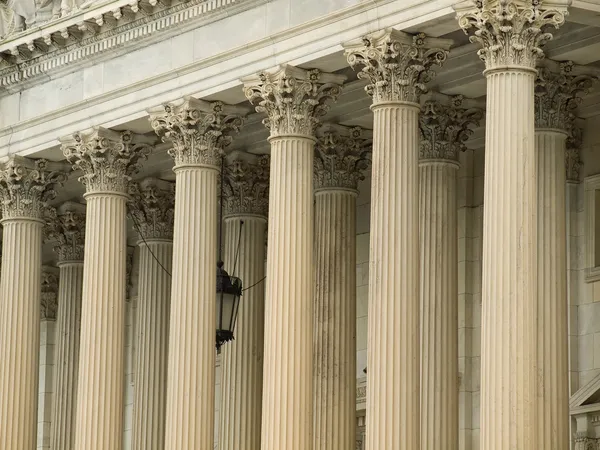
[0,156,68,221]
[222,154,270,218]
[41,265,59,321]
[243,65,345,137]
[535,61,598,130]
[314,124,372,191]
[457,0,567,70]
[61,127,154,194]
[419,95,484,161]
[128,177,175,240]
[45,201,86,263]
[344,30,451,104]
[149,97,248,169]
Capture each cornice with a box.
[0,0,269,94]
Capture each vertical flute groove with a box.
[313,190,357,450]
[165,167,217,450]
[419,161,459,450]
[261,136,314,450]
[367,103,420,450]
[219,217,266,450]
[50,262,84,450]
[74,193,127,450]
[0,219,43,450]
[132,241,173,450]
[535,130,569,450]
[481,69,537,450]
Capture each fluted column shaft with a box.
[261,136,314,450]
[480,69,537,448]
[367,102,420,449]
[0,218,43,450]
[219,216,266,450]
[74,193,128,449]
[50,262,84,450]
[313,189,357,450]
[165,166,218,449]
[535,130,569,450]
[132,240,173,450]
[419,160,459,450]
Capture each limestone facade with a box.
[0,1,600,450]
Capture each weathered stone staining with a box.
[345,29,451,450]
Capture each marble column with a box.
[218,153,269,450]
[418,95,482,450]
[149,98,247,450]
[61,128,153,450]
[457,2,567,447]
[243,65,345,450]
[344,31,450,449]
[534,61,596,450]
[46,201,86,450]
[0,157,66,450]
[39,265,59,450]
[312,123,371,450]
[129,177,175,450]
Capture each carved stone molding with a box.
[344,29,451,104]
[45,201,86,263]
[61,127,154,194]
[222,153,269,217]
[419,94,484,161]
[566,125,583,183]
[128,177,175,240]
[314,123,372,191]
[243,65,345,138]
[149,97,247,169]
[457,0,568,71]
[535,60,598,130]
[0,156,68,221]
[41,265,59,321]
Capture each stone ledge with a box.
[0,0,266,94]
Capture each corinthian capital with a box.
[535,61,598,130]
[419,94,484,162]
[41,265,59,321]
[128,178,175,240]
[457,0,568,70]
[243,65,345,138]
[0,156,68,221]
[45,201,86,263]
[314,124,372,191]
[61,127,154,194]
[149,97,248,169]
[344,30,451,104]
[566,125,583,183]
[223,153,270,217]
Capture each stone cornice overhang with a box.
[0,0,270,94]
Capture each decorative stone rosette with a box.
[457,0,567,70]
[243,65,345,137]
[566,125,583,183]
[0,156,68,221]
[45,201,86,263]
[222,154,270,217]
[149,97,248,168]
[128,177,175,241]
[41,265,59,321]
[314,123,372,191]
[419,95,484,161]
[344,29,451,104]
[61,127,154,194]
[535,60,598,130]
